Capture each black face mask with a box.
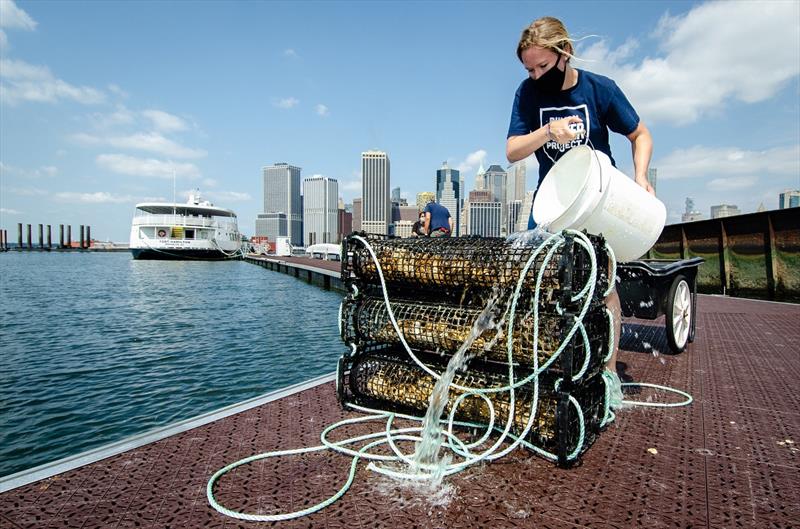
[533,55,565,94]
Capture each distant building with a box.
[475,161,486,191]
[303,176,338,245]
[260,162,302,245]
[436,161,462,236]
[710,204,741,219]
[682,197,704,222]
[398,205,419,221]
[517,191,534,232]
[779,189,800,209]
[416,191,435,211]
[362,150,390,235]
[255,213,287,241]
[338,209,352,242]
[507,200,523,235]
[647,167,657,194]
[469,190,493,202]
[391,187,401,204]
[484,164,508,234]
[393,220,414,238]
[352,198,362,232]
[468,202,502,237]
[507,160,527,204]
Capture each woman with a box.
[505,16,652,391]
[506,16,654,205]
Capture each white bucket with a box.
[532,145,666,262]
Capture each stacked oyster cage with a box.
[337,232,612,467]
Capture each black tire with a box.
[666,274,692,354]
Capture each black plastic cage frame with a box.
[336,345,607,467]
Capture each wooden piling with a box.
[47,225,52,249]
[67,225,72,248]
[80,225,85,249]
[86,226,91,248]
[60,224,65,249]
[27,224,32,249]
[18,223,22,249]
[38,224,44,249]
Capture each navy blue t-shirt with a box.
[423,202,451,231]
[507,69,640,187]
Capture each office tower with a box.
[262,162,302,245]
[338,209,353,243]
[475,161,486,191]
[362,151,391,235]
[436,161,462,236]
[391,187,401,203]
[682,197,703,222]
[416,191,435,210]
[779,189,800,209]
[352,198,362,232]
[647,167,658,194]
[338,197,345,210]
[484,164,508,235]
[507,160,527,204]
[468,201,502,237]
[710,204,741,219]
[516,191,534,232]
[255,213,287,240]
[507,200,523,235]
[303,176,339,245]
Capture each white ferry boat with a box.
[129,190,243,260]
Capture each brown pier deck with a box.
[2,295,798,528]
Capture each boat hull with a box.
[130,248,240,260]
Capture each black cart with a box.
[616,257,704,353]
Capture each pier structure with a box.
[0,254,798,527]
[4,223,93,251]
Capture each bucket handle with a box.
[586,138,604,194]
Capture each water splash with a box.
[412,287,504,481]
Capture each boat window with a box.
[185,229,195,239]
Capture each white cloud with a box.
[456,149,487,173]
[107,84,128,98]
[655,145,799,180]
[74,132,206,159]
[707,175,758,192]
[96,154,200,179]
[273,97,299,109]
[316,104,329,117]
[202,177,218,188]
[142,109,188,132]
[89,106,136,129]
[341,179,361,192]
[0,58,106,106]
[54,191,134,204]
[205,191,252,202]
[0,162,58,178]
[0,207,22,214]
[578,1,800,125]
[5,186,47,196]
[0,0,37,30]
[284,49,298,58]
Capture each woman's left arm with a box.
[626,122,655,195]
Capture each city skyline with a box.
[1,1,798,241]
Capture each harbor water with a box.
[0,251,344,478]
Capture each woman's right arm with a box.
[506,116,584,163]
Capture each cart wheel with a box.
[666,274,692,353]
[688,278,697,344]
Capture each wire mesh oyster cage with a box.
[336,345,608,467]
[340,231,610,312]
[339,295,611,381]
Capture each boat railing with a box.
[132,214,237,231]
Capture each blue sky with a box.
[1,0,798,242]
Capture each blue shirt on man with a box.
[507,69,640,187]
[423,201,451,232]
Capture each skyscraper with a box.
[475,161,486,191]
[362,151,390,235]
[391,187,401,203]
[261,162,302,245]
[507,160,527,204]
[436,161,462,236]
[484,164,508,235]
[647,167,658,194]
[710,204,740,219]
[303,176,339,245]
[682,197,703,222]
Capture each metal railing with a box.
[132,214,237,232]
[646,208,799,302]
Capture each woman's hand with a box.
[635,176,655,196]
[548,115,583,144]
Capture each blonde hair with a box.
[516,16,575,62]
